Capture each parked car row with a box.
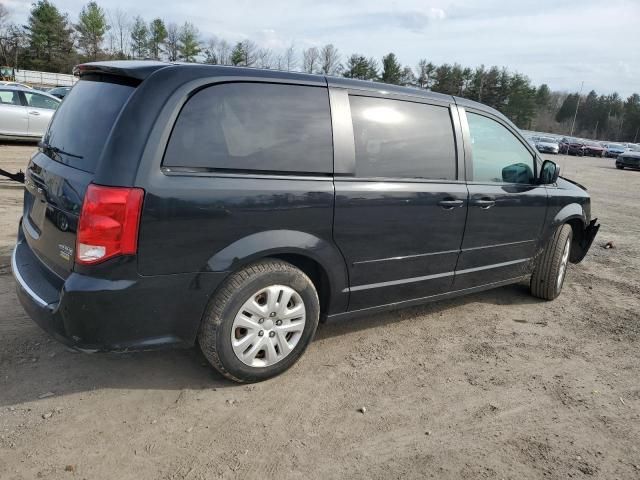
[525,132,640,159]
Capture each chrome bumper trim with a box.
[11,243,49,307]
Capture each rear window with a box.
[349,96,456,180]
[44,80,135,173]
[163,83,333,174]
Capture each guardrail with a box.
[13,70,77,87]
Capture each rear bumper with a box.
[12,243,74,347]
[12,235,228,351]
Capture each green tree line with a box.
[1,1,639,142]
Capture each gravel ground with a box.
[0,143,639,479]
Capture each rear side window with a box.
[0,90,21,105]
[164,83,333,174]
[349,96,456,180]
[24,92,59,110]
[44,80,135,173]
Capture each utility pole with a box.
[569,81,584,137]
[634,126,639,143]
[594,120,599,139]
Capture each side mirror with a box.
[502,162,534,184]
[540,160,560,184]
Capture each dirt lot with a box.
[0,143,638,479]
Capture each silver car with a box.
[535,136,560,154]
[0,85,60,140]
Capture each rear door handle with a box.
[471,198,496,209]
[437,198,464,210]
[28,111,40,116]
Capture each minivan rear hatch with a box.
[22,78,136,279]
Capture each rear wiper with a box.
[39,141,84,160]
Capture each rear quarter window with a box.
[44,80,135,173]
[163,83,333,174]
[0,90,21,105]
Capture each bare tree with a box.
[320,44,341,75]
[273,54,284,70]
[215,39,231,65]
[203,37,218,64]
[0,7,26,69]
[256,48,274,69]
[164,23,180,61]
[283,44,297,71]
[302,47,320,74]
[107,8,130,58]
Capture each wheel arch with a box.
[550,204,589,263]
[206,230,349,316]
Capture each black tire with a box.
[530,224,573,300]
[198,259,320,383]
[616,165,624,170]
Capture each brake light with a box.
[76,184,144,265]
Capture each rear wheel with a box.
[530,224,573,300]
[198,259,320,383]
[616,164,624,169]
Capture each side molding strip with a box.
[346,258,531,293]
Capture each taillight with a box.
[76,184,144,265]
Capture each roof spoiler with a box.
[73,61,170,82]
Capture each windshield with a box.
[43,79,135,173]
[539,137,556,143]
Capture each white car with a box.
[0,85,60,140]
[0,81,33,89]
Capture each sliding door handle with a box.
[437,199,464,209]
[471,198,496,209]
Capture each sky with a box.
[5,0,640,96]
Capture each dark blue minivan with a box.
[12,61,599,382]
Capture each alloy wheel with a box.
[557,237,571,291]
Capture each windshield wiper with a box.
[39,141,84,160]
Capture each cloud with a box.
[6,0,640,96]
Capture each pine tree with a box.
[343,54,378,80]
[75,2,108,61]
[556,94,580,124]
[23,0,75,72]
[130,16,148,59]
[148,18,167,60]
[381,53,402,84]
[178,22,200,62]
[535,84,551,109]
[230,40,257,66]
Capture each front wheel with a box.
[530,224,573,300]
[616,164,624,170]
[198,259,320,383]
